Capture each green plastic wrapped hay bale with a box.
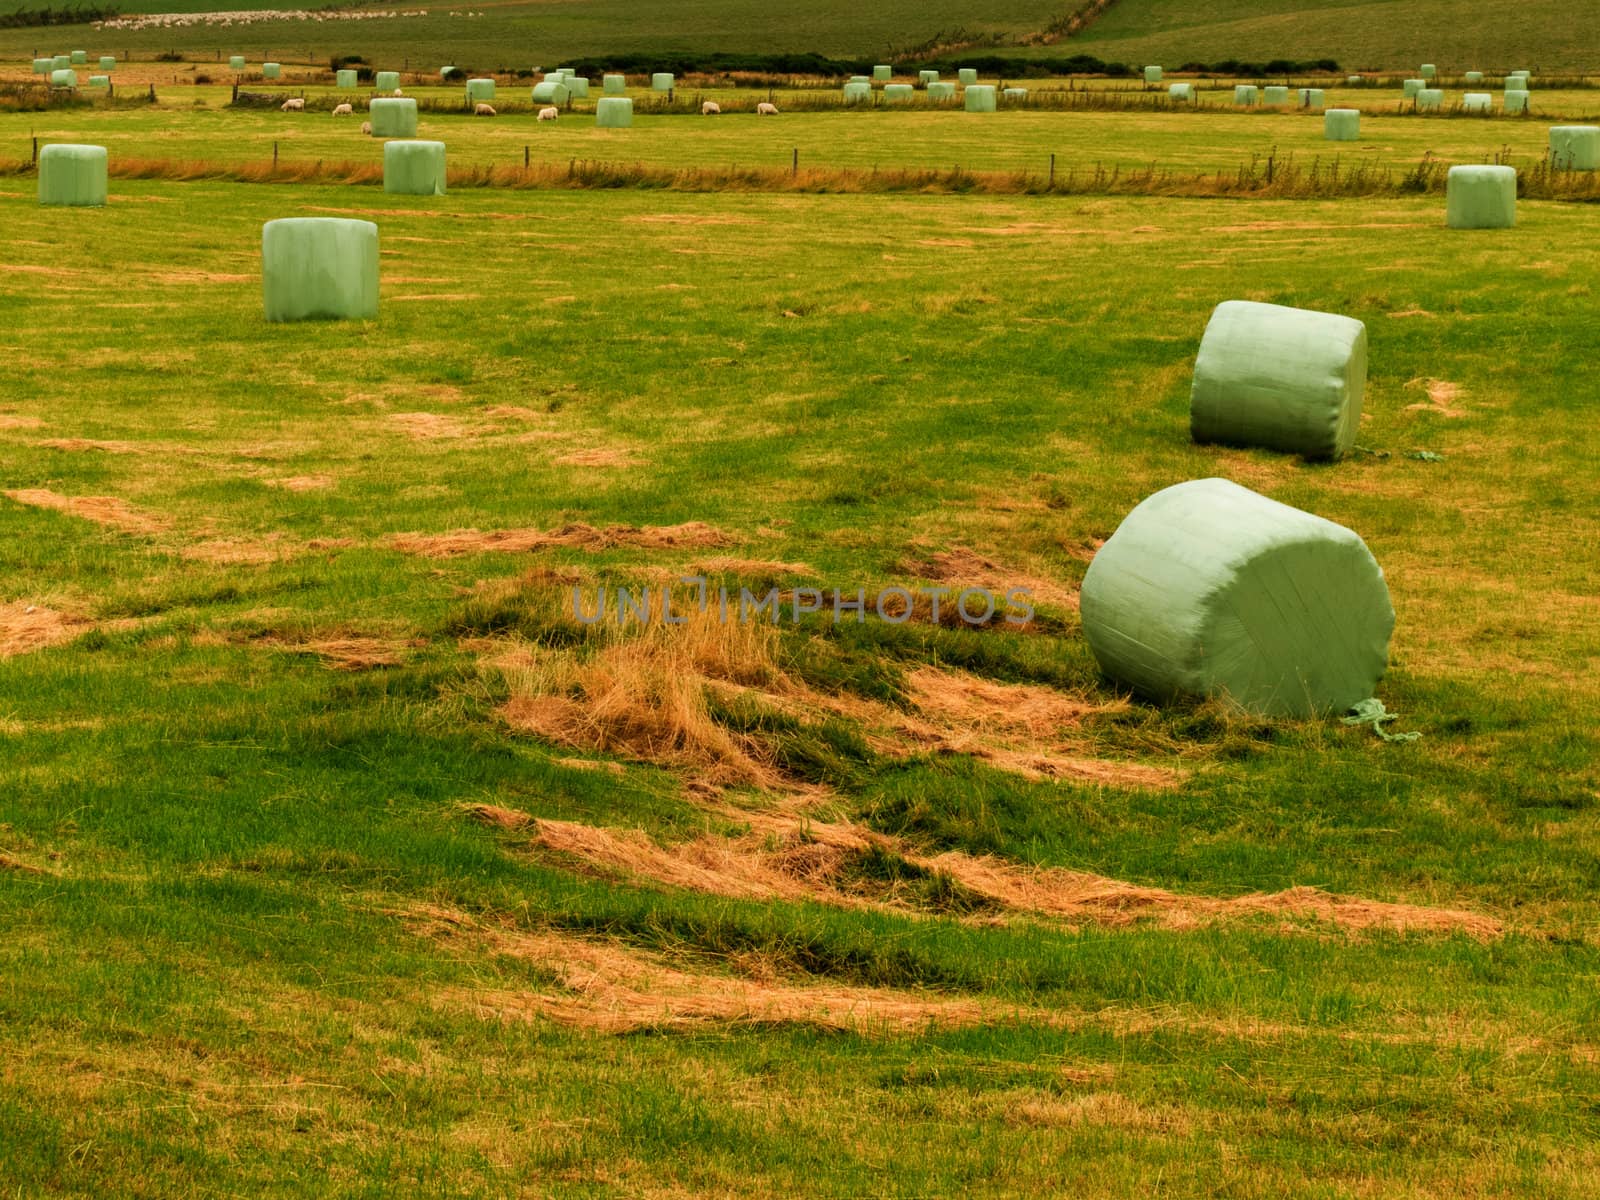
[1510,70,1531,84]
[1144,65,1163,83]
[1233,84,1258,106]
[88,74,109,88]
[51,55,69,70]
[229,55,246,70]
[1549,125,1600,170]
[465,78,495,103]
[262,62,281,79]
[531,80,568,104]
[849,75,871,85]
[1416,88,1443,110]
[958,68,977,85]
[1421,63,1436,79]
[369,97,418,138]
[440,66,456,80]
[595,96,633,127]
[651,72,673,91]
[1168,82,1193,101]
[383,139,445,196]
[567,76,589,98]
[873,65,892,81]
[50,69,77,89]
[1003,87,1027,100]
[70,50,86,64]
[842,81,872,103]
[603,74,626,94]
[1191,300,1367,461]
[541,71,563,83]
[32,58,51,74]
[99,55,115,70]
[1324,108,1360,141]
[1446,165,1516,229]
[1298,87,1324,107]
[1346,74,1363,85]
[1462,92,1492,113]
[884,83,914,103]
[375,70,400,91]
[1263,85,1290,105]
[1464,70,1484,83]
[1081,478,1395,718]
[38,143,106,207]
[1504,89,1530,114]
[336,69,357,89]
[1402,78,1424,97]
[261,217,378,322]
[919,69,939,85]
[927,81,955,100]
[964,84,996,113]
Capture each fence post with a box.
[32,136,38,164]
[792,147,798,175]
[1049,152,1055,186]
[273,141,278,167]
[524,144,529,168]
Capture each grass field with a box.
[3,153,1600,1194]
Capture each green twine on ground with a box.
[1342,698,1422,742]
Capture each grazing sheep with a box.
[757,101,778,115]
[474,102,496,116]
[538,106,559,121]
[360,120,372,135]
[702,100,720,115]
[332,102,353,116]
[280,97,304,112]
[393,88,404,96]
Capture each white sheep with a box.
[280,97,304,112]
[392,87,403,96]
[474,102,495,116]
[332,102,353,116]
[538,106,558,121]
[702,101,720,115]
[757,101,778,115]
[360,120,372,134]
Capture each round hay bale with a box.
[1168,82,1193,101]
[926,81,956,100]
[651,72,673,91]
[1402,78,1425,97]
[848,75,871,85]
[883,83,915,103]
[1298,87,1324,107]
[38,143,107,207]
[261,217,379,322]
[49,68,77,89]
[1416,88,1443,110]
[596,96,633,127]
[99,55,115,70]
[531,80,569,104]
[1464,70,1484,83]
[603,74,626,94]
[262,62,281,79]
[1446,164,1516,229]
[958,68,978,85]
[1549,125,1600,170]
[32,58,52,74]
[383,140,446,196]
[1504,89,1530,113]
[567,76,590,98]
[465,78,495,103]
[88,74,109,88]
[1081,478,1394,718]
[1190,300,1367,461]
[1462,92,1492,113]
[51,55,69,70]
[873,65,892,81]
[1233,84,1258,106]
[1003,87,1027,100]
[335,68,358,89]
[369,97,418,138]
[919,70,939,86]
[440,66,456,79]
[70,50,86,64]
[1346,74,1363,85]
[229,55,246,70]
[375,70,400,92]
[1324,108,1360,141]
[963,84,996,113]
[1263,85,1290,106]
[842,81,872,103]
[1144,65,1163,83]
[1421,63,1436,79]
[1510,70,1531,84]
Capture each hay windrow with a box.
[392,521,734,559]
[257,633,417,671]
[4,488,170,535]
[900,544,1080,611]
[37,438,141,454]
[0,602,90,659]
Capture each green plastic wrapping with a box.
[1003,87,1027,100]
[651,72,673,91]
[542,71,563,82]
[88,74,108,88]
[32,58,51,74]
[567,77,589,98]
[1168,82,1193,101]
[261,217,378,322]
[51,55,69,69]
[884,83,914,102]
[466,78,495,102]
[1233,84,1258,105]
[1144,65,1162,83]
[336,69,357,88]
[849,75,871,85]
[262,62,281,79]
[1416,88,1443,110]
[375,70,400,91]
[1463,92,1492,112]
[1446,165,1516,229]
[1298,87,1324,107]
[1421,63,1436,78]
[383,140,445,196]
[531,81,569,104]
[1402,78,1424,97]
[927,82,955,100]
[595,97,633,127]
[958,68,978,85]
[100,56,115,70]
[1504,90,1530,113]
[229,55,245,69]
[1080,478,1394,718]
[919,70,939,85]
[1263,85,1289,105]
[1346,74,1363,85]
[1511,70,1531,83]
[70,50,86,64]
[873,65,892,81]
[369,97,418,138]
[1190,300,1366,461]
[603,74,625,94]
[1549,126,1600,170]
[1324,108,1360,141]
[1464,71,1484,83]
[50,69,77,89]
[842,81,871,103]
[440,66,456,79]
[38,143,106,207]
[963,85,996,112]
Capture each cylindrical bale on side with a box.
[650,72,673,91]
[927,81,955,100]
[1263,85,1290,105]
[1298,87,1324,107]
[88,74,109,88]
[229,55,246,70]
[1416,88,1443,110]
[595,96,633,127]
[375,70,400,91]
[261,217,379,322]
[531,80,569,104]
[963,84,996,112]
[1233,84,1258,106]
[1549,125,1600,170]
[383,140,446,196]
[919,70,939,85]
[1144,65,1163,83]
[842,81,871,103]
[263,62,281,79]
[958,68,978,85]
[1464,70,1484,83]
[873,65,892,81]
[50,69,77,89]
[1402,78,1424,97]
[883,83,915,103]
[32,58,52,74]
[567,76,589,98]
[1324,108,1360,140]
[70,50,87,64]
[1081,478,1395,718]
[1168,82,1193,101]
[336,68,358,88]
[1504,89,1530,113]
[465,77,495,103]
[1446,164,1516,229]
[369,97,418,138]
[1190,299,1367,461]
[603,74,626,94]
[1462,92,1492,113]
[1421,63,1436,79]
[38,143,107,207]
[1003,87,1027,100]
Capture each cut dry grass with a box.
[900,544,1080,611]
[3,488,170,535]
[391,521,733,558]
[0,602,89,659]
[257,632,417,671]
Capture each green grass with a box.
[2,106,1600,1197]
